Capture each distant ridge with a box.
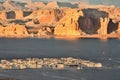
[3,0,22,10]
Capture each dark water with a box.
[0,38,120,80]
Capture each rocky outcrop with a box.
[116,22,120,34]
[54,9,84,36]
[97,17,109,35]
[38,10,57,25]
[25,2,45,10]
[78,9,108,34]
[37,27,53,37]
[0,10,24,20]
[45,1,59,9]
[0,3,4,10]
[0,24,28,37]
[99,7,120,23]
[3,0,21,10]
[0,57,102,70]
[25,9,64,26]
[0,11,6,20]
[15,10,23,19]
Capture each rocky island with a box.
[0,0,120,39]
[0,57,102,70]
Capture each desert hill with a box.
[3,0,22,10]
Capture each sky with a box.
[1,0,120,7]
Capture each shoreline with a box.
[0,34,120,40]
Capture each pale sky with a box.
[1,0,120,7]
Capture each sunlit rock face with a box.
[0,24,28,37]
[55,7,120,37]
[54,8,109,36]
[0,11,7,20]
[99,7,120,23]
[25,9,64,26]
[97,17,109,35]
[116,22,120,34]
[54,9,84,36]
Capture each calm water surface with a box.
[0,38,120,80]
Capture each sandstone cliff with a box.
[0,11,6,20]
[54,9,84,36]
[97,17,109,35]
[44,1,59,9]
[54,7,120,38]
[0,24,28,38]
[25,2,45,10]
[3,0,21,10]
[99,7,120,23]
[25,9,64,26]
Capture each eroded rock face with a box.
[116,22,120,34]
[6,11,16,19]
[25,2,45,10]
[45,1,59,9]
[0,3,4,10]
[54,9,84,36]
[99,7,120,23]
[15,10,23,19]
[0,24,28,37]
[0,11,7,20]
[0,10,23,20]
[25,9,64,26]
[3,0,21,10]
[78,9,108,34]
[37,27,53,36]
[97,17,109,35]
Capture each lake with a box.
[0,38,120,80]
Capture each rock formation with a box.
[116,22,120,34]
[45,1,59,9]
[0,10,24,20]
[99,7,120,23]
[97,17,109,35]
[25,2,45,10]
[0,57,102,70]
[0,3,4,10]
[78,9,108,34]
[0,24,28,37]
[54,9,84,36]
[15,10,23,19]
[0,11,7,20]
[25,9,64,26]
[3,0,21,10]
[37,27,53,37]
